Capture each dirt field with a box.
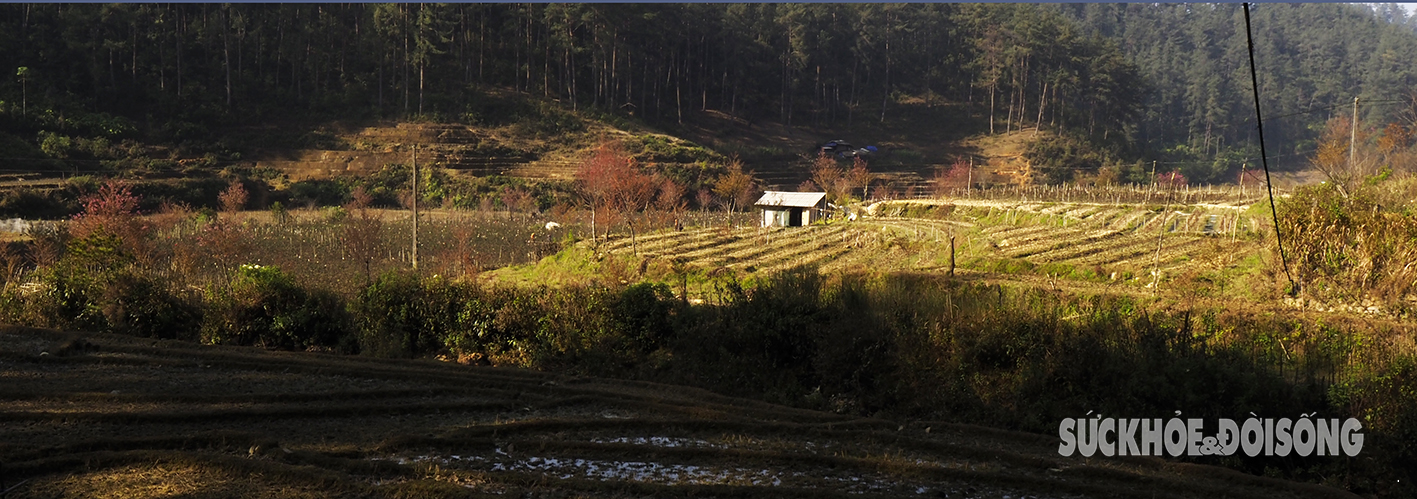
[0,326,1361,499]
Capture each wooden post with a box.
[949,235,956,276]
[412,145,418,270]
[1350,96,1359,172]
[967,158,973,197]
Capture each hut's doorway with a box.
[789,208,803,226]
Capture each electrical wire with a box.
[1245,2,1297,293]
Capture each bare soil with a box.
[0,326,1359,499]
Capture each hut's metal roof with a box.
[754,191,826,208]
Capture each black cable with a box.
[1244,3,1297,293]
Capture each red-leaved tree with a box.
[70,181,152,265]
[575,141,632,245]
[607,164,659,254]
[932,158,971,197]
[576,140,664,249]
[1156,170,1187,189]
[713,156,759,225]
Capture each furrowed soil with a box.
[0,326,1359,499]
[592,191,1267,300]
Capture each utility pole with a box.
[1239,163,1246,197]
[1350,96,1359,172]
[412,145,418,270]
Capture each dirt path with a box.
[0,326,1359,499]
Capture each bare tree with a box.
[713,156,759,225]
[219,180,249,215]
[1311,116,1374,198]
[655,175,687,229]
[846,157,872,201]
[344,187,385,283]
[501,186,535,219]
[809,153,846,203]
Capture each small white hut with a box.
[754,191,827,227]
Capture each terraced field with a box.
[599,197,1264,286]
[0,326,1357,499]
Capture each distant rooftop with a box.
[754,191,827,208]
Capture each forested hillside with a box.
[1062,3,1417,180]
[0,4,1139,171]
[0,3,1415,186]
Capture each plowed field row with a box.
[595,199,1261,286]
[1,327,1350,499]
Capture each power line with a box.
[1149,148,1318,167]
[1245,2,1297,293]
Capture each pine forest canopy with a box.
[1,3,1415,184]
[1061,3,1417,181]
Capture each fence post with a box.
[950,235,956,277]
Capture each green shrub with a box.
[350,273,626,364]
[899,203,955,219]
[2,264,104,330]
[1330,353,1417,482]
[351,273,475,358]
[269,201,288,223]
[202,264,352,351]
[3,231,137,330]
[633,134,721,163]
[613,282,676,353]
[98,272,201,339]
[0,188,73,218]
[666,272,1331,426]
[288,179,352,208]
[0,250,197,339]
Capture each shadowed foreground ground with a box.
[0,326,1357,499]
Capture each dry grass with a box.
[14,462,334,499]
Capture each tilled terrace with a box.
[0,326,1354,499]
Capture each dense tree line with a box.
[1061,3,1417,180]
[0,4,1139,148]
[3,4,1416,185]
